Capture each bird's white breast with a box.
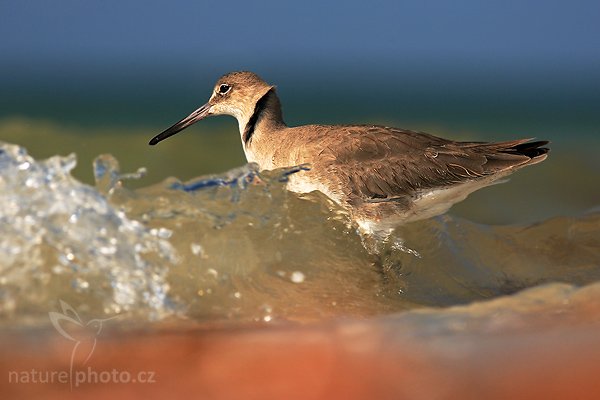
[286,173,343,204]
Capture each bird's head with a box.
[149,71,274,145]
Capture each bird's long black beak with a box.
[149,103,212,145]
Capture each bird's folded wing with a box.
[315,126,547,203]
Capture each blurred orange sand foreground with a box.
[2,283,600,400]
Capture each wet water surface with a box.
[1,141,599,326]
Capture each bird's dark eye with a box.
[217,84,231,95]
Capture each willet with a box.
[149,71,549,236]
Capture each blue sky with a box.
[1,0,599,131]
[2,0,599,80]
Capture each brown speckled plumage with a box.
[150,71,549,235]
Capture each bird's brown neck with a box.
[242,88,286,145]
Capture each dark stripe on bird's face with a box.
[243,88,274,145]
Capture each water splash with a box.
[0,143,175,321]
[93,153,147,195]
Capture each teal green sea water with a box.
[1,78,598,225]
